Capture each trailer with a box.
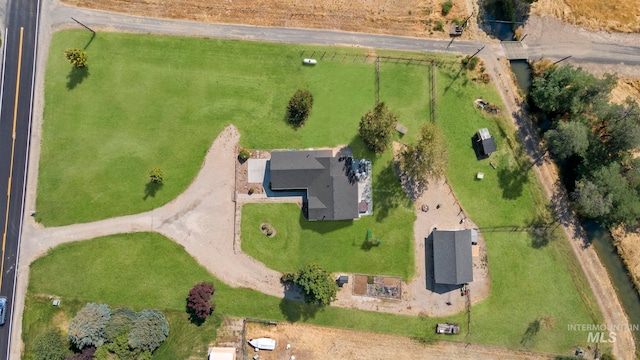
[436,323,460,335]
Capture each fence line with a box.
[430,60,436,123]
[376,56,380,104]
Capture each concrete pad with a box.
[248,159,267,183]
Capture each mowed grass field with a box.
[241,62,604,352]
[24,234,441,360]
[38,30,430,226]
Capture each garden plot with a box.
[352,274,402,300]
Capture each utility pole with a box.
[553,55,572,65]
[469,46,485,60]
[461,11,474,29]
[71,17,95,34]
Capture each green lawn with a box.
[38,31,430,226]
[25,233,602,358]
[241,200,414,279]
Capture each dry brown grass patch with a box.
[532,0,640,33]
[62,0,473,39]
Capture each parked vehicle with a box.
[302,58,317,65]
[0,296,7,325]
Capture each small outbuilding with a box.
[432,230,474,285]
[208,347,236,360]
[477,128,497,156]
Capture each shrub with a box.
[68,303,111,349]
[434,20,444,32]
[128,309,170,352]
[65,347,96,360]
[286,89,314,127]
[64,48,88,68]
[34,329,67,360]
[462,55,479,70]
[148,167,164,184]
[104,307,138,342]
[186,282,216,322]
[441,0,453,15]
[238,148,251,162]
[358,102,398,154]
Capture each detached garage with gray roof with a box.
[270,150,359,221]
[432,229,474,285]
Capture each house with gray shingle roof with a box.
[432,229,474,285]
[269,150,360,221]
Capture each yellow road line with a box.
[1,27,24,292]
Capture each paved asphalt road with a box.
[0,0,39,357]
[49,5,640,66]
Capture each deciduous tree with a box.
[544,120,589,160]
[186,282,216,322]
[283,264,338,306]
[531,65,615,118]
[358,102,398,154]
[398,122,448,194]
[65,346,96,360]
[286,89,314,127]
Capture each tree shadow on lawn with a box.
[526,207,559,249]
[66,66,89,90]
[372,160,408,223]
[520,318,541,347]
[497,164,529,200]
[279,281,319,322]
[143,181,163,200]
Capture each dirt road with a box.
[246,322,556,360]
[481,46,637,360]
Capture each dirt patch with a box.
[51,311,71,334]
[244,321,555,360]
[61,0,475,40]
[531,0,640,33]
[611,227,640,297]
[610,78,640,104]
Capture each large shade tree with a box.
[398,122,448,196]
[544,120,590,160]
[282,264,338,306]
[286,89,314,127]
[358,102,398,154]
